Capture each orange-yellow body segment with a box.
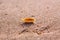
[22,17,36,23]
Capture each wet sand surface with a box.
[0,0,60,40]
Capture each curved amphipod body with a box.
[22,17,36,23]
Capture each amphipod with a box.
[22,17,36,23]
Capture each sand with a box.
[0,0,60,40]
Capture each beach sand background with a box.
[0,0,60,40]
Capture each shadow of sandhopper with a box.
[22,22,34,27]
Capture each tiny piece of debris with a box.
[5,14,8,15]
[31,15,35,17]
[19,29,29,34]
